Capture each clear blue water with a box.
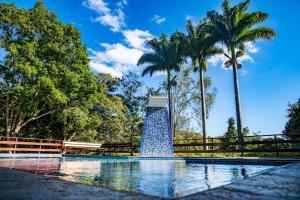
[0,156,276,198]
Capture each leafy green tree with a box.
[221,117,237,150]
[242,127,250,137]
[184,19,222,150]
[19,72,125,142]
[207,0,275,149]
[94,73,126,143]
[283,98,300,139]
[119,72,143,116]
[61,106,100,141]
[0,2,96,137]
[118,72,144,143]
[95,73,120,95]
[185,20,223,149]
[137,33,186,136]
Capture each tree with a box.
[119,72,143,116]
[158,67,216,137]
[190,76,217,133]
[94,73,126,143]
[137,33,186,137]
[221,117,237,150]
[0,2,97,137]
[119,72,144,144]
[60,106,100,141]
[283,98,300,140]
[207,0,275,149]
[184,20,222,149]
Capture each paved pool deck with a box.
[0,160,299,200]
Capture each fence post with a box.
[14,137,17,154]
[39,139,42,154]
[274,135,279,157]
[211,138,214,151]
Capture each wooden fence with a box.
[0,136,63,153]
[0,134,299,156]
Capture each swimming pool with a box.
[0,156,278,198]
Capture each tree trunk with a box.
[5,107,57,138]
[232,58,244,150]
[67,132,77,141]
[167,70,173,139]
[198,57,207,150]
[5,95,10,138]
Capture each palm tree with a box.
[184,19,223,150]
[207,0,275,149]
[137,33,186,137]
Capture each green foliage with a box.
[207,0,276,147]
[138,33,187,136]
[184,19,223,71]
[0,2,96,136]
[0,0,283,154]
[283,98,300,139]
[221,117,238,149]
[119,72,143,116]
[137,33,186,77]
[191,76,217,122]
[207,0,276,63]
[61,106,100,141]
[93,73,126,143]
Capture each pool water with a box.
[0,156,276,198]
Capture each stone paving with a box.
[0,161,300,200]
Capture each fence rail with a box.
[0,137,63,154]
[0,133,299,156]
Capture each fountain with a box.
[139,96,174,157]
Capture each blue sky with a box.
[1,0,300,136]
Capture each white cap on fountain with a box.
[148,96,168,107]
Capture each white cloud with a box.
[93,9,125,32]
[90,61,123,77]
[151,15,166,24]
[245,41,259,53]
[89,42,145,77]
[122,29,154,50]
[116,0,127,8]
[207,43,258,70]
[93,43,143,65]
[84,0,125,32]
[83,0,110,13]
[83,1,156,77]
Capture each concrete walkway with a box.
[0,162,299,200]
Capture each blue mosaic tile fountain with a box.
[140,97,174,157]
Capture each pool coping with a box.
[181,161,300,199]
[63,154,300,165]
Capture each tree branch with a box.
[20,109,58,128]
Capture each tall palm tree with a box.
[184,19,223,150]
[137,33,186,137]
[207,0,275,149]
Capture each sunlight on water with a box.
[0,157,276,198]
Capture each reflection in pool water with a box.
[0,157,275,198]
